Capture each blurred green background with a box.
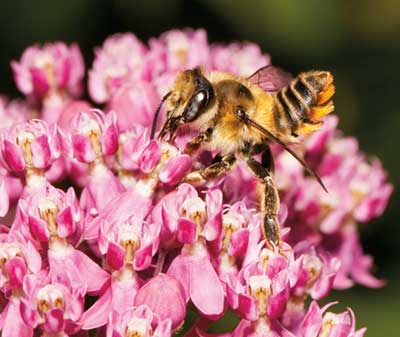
[0,0,398,335]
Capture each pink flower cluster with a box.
[0,29,391,337]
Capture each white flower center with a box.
[126,317,149,337]
[37,284,65,313]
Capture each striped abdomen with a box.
[273,71,335,136]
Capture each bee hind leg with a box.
[245,147,281,249]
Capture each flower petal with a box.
[159,155,191,185]
[190,255,224,317]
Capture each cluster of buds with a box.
[0,29,391,337]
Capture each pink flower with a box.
[68,109,119,163]
[107,81,160,131]
[88,33,149,103]
[0,29,390,337]
[149,28,210,73]
[108,304,172,337]
[11,42,84,100]
[0,237,41,295]
[296,301,366,337]
[210,42,270,76]
[96,191,157,271]
[20,272,86,336]
[134,274,186,331]
[81,191,153,330]
[1,119,61,174]
[274,115,393,288]
[0,96,30,129]
[14,183,110,295]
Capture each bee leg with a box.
[245,149,281,249]
[184,129,212,155]
[183,154,236,185]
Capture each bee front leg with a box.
[184,128,212,155]
[245,149,281,249]
[183,154,236,185]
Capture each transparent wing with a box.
[243,116,327,192]
[247,65,293,92]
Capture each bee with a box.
[151,65,335,249]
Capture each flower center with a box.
[319,312,341,337]
[39,198,59,235]
[0,243,24,279]
[16,131,35,166]
[181,197,206,223]
[249,275,272,315]
[125,317,149,337]
[221,212,242,251]
[303,255,322,286]
[36,284,65,314]
[119,224,141,263]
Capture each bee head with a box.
[159,67,215,139]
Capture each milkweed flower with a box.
[0,28,391,337]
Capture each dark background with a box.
[0,1,399,335]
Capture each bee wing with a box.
[244,116,328,192]
[247,65,293,92]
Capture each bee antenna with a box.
[150,91,171,140]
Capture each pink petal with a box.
[267,285,289,319]
[30,67,50,96]
[56,206,76,238]
[20,298,41,328]
[161,205,177,233]
[2,139,25,171]
[28,215,50,241]
[72,134,96,163]
[167,255,190,302]
[101,122,119,156]
[108,82,160,131]
[154,319,172,337]
[106,241,125,271]
[4,300,33,337]
[134,243,153,271]
[159,155,192,185]
[237,293,258,321]
[190,256,224,317]
[176,218,197,244]
[11,61,32,95]
[31,135,51,168]
[0,181,9,217]
[6,257,27,288]
[44,309,65,333]
[320,210,347,234]
[24,241,42,273]
[139,140,161,173]
[81,288,112,330]
[301,301,323,337]
[134,274,186,331]
[70,249,110,295]
[228,229,249,257]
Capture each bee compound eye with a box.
[196,91,206,102]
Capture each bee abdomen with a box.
[274,71,335,136]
